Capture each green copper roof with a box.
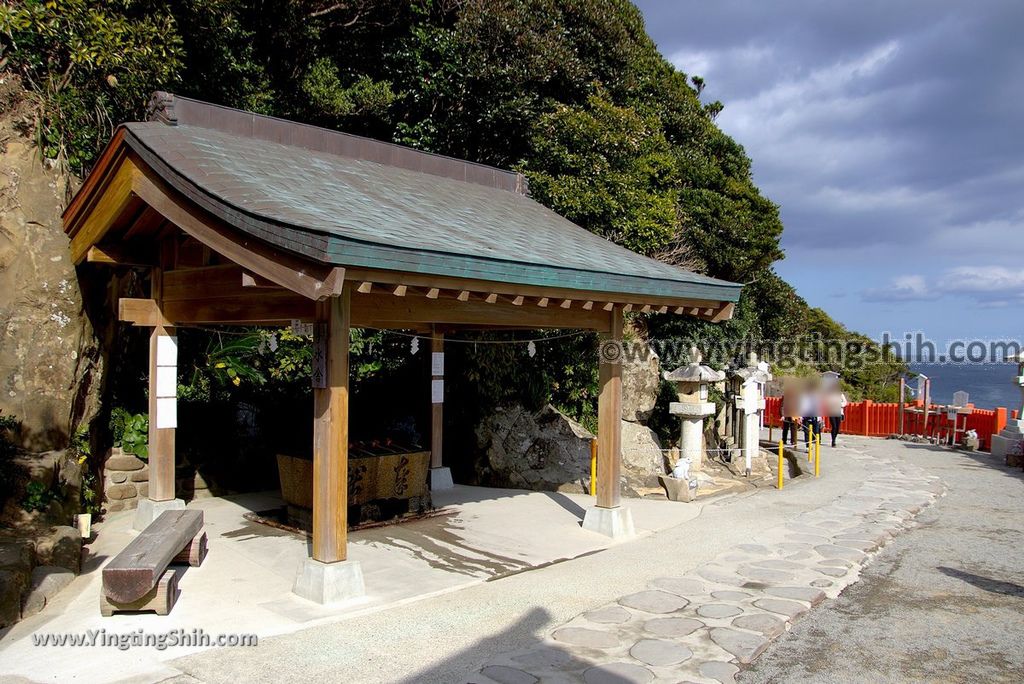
[121,95,741,303]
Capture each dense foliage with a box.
[1,0,904,453]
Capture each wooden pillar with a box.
[147,265,176,502]
[312,286,350,563]
[596,307,623,509]
[430,328,444,469]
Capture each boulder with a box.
[0,80,101,450]
[0,539,32,575]
[34,526,81,573]
[0,568,23,627]
[477,405,593,493]
[621,420,665,489]
[621,345,660,423]
[105,453,146,472]
[105,483,138,500]
[476,405,666,496]
[21,565,74,617]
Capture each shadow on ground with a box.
[937,566,1024,598]
[390,606,629,684]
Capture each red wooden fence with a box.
[764,397,1017,451]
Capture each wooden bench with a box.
[100,509,205,616]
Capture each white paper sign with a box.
[155,397,177,429]
[156,335,178,366]
[291,319,313,337]
[947,409,956,421]
[155,366,177,398]
[431,352,445,376]
[742,381,759,413]
[431,379,444,404]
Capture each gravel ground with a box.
[740,442,1024,683]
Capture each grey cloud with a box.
[634,0,1024,287]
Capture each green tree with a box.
[0,0,183,174]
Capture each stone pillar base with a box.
[429,467,454,490]
[582,506,635,539]
[991,420,1024,459]
[132,498,185,531]
[292,558,365,605]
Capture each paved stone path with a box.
[472,445,944,684]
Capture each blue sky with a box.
[634,0,1024,345]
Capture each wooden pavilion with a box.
[64,93,742,603]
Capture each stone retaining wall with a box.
[103,448,211,512]
[102,448,149,512]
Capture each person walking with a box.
[780,382,801,446]
[825,384,848,447]
[801,382,822,451]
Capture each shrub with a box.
[109,407,148,460]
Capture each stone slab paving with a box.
[471,444,944,684]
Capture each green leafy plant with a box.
[21,480,56,513]
[110,407,148,460]
[68,424,100,516]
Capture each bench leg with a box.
[101,568,179,616]
[172,530,208,567]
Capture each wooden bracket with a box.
[118,298,165,327]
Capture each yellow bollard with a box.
[777,440,784,490]
[590,439,597,496]
[815,432,821,477]
[808,424,814,462]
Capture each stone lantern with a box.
[665,347,724,474]
[726,353,772,476]
[991,353,1024,461]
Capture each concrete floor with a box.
[162,434,873,684]
[0,483,697,683]
[740,442,1024,683]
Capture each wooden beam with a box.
[64,128,128,239]
[241,271,282,289]
[69,159,139,264]
[657,306,669,314]
[511,295,524,306]
[596,307,624,509]
[312,287,350,563]
[582,301,594,310]
[537,297,549,307]
[118,298,163,327]
[344,266,722,312]
[603,302,614,312]
[457,290,470,302]
[622,304,633,313]
[639,304,651,313]
[426,288,440,299]
[349,293,610,331]
[559,299,572,309]
[87,244,156,267]
[148,257,175,502]
[357,281,373,294]
[711,302,736,322]
[393,284,407,297]
[485,293,498,304]
[163,292,313,324]
[431,329,444,470]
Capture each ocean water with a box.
[909,363,1021,411]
